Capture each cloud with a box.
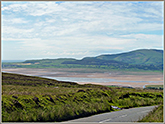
[2,17,28,24]
[2,2,28,11]
[2,2,66,16]
[12,18,28,24]
[2,26,34,39]
[2,1,163,60]
[4,32,163,59]
[120,34,163,49]
[2,2,163,37]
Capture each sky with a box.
[1,1,164,60]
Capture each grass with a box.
[2,72,163,122]
[138,104,163,122]
[145,85,163,90]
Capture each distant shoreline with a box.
[2,60,25,62]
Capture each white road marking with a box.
[99,114,127,123]
[99,118,112,123]
[119,114,127,118]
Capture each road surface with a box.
[64,105,157,122]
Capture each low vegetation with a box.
[2,72,163,122]
[138,105,163,122]
[145,85,163,90]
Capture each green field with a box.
[2,72,163,122]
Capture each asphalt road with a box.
[64,105,157,122]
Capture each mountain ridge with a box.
[95,49,163,65]
[2,49,163,71]
[62,49,163,66]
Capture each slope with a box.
[96,49,163,65]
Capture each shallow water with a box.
[3,71,162,88]
[40,76,162,84]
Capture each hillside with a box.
[63,49,163,65]
[2,73,163,122]
[96,49,163,65]
[2,49,163,71]
[62,49,163,71]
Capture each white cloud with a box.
[2,26,34,39]
[120,34,163,49]
[2,3,28,11]
[2,2,163,36]
[121,33,163,41]
[10,18,28,24]
[2,1,163,60]
[12,18,28,23]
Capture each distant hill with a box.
[2,49,163,71]
[62,49,163,68]
[96,49,163,65]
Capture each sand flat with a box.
[2,68,163,88]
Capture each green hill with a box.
[2,49,163,71]
[96,49,163,65]
[62,49,163,71]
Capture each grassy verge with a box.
[2,72,163,122]
[145,85,163,90]
[138,104,163,122]
[2,61,163,73]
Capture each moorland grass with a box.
[2,72,163,122]
[145,85,163,90]
[138,104,163,122]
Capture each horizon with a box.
[2,1,164,60]
[2,48,163,61]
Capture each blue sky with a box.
[1,1,164,60]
